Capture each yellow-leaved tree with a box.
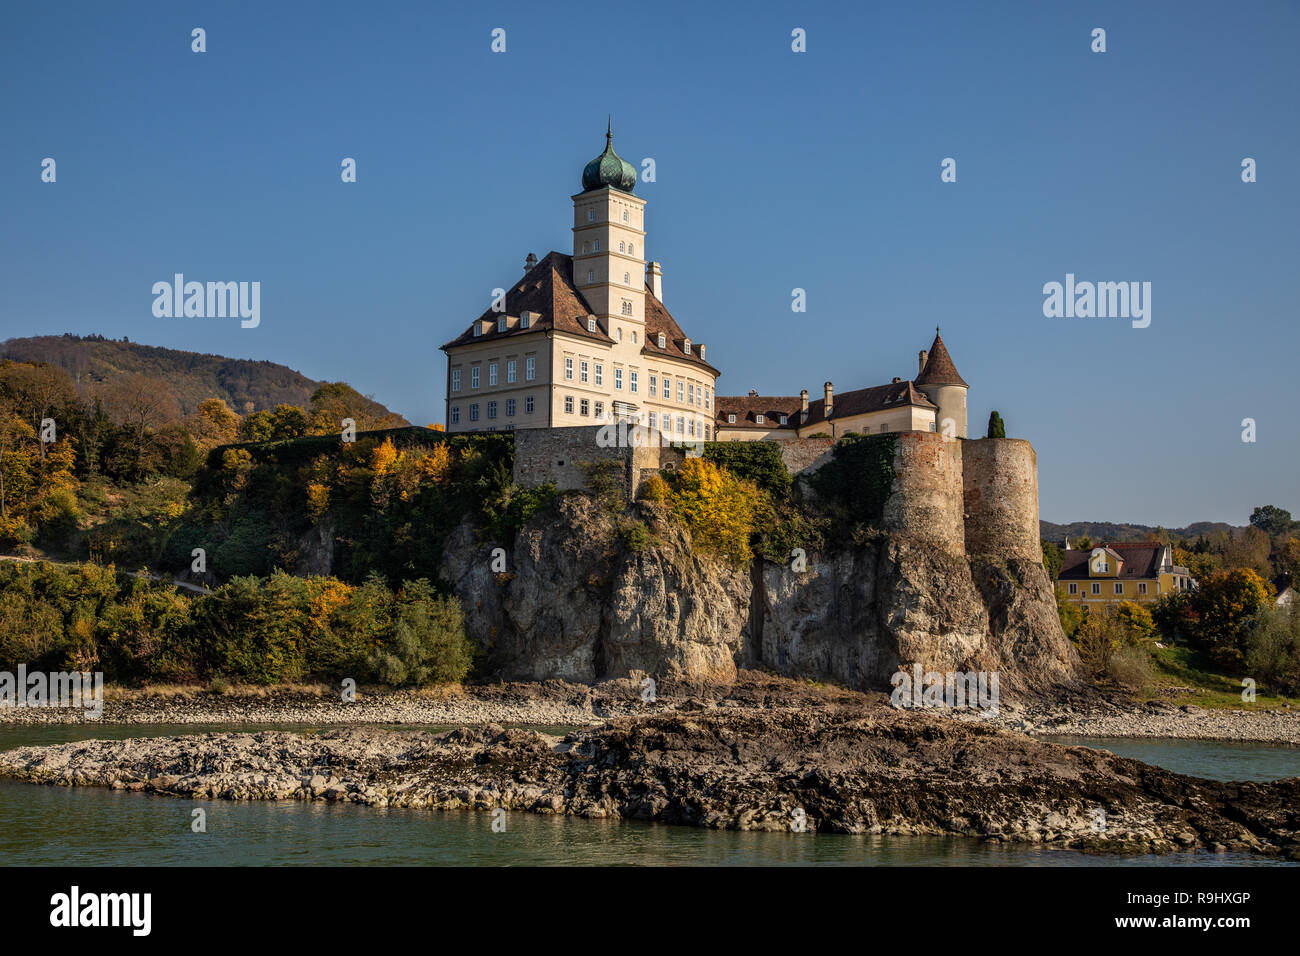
[666,457,759,564]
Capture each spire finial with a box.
[606,115,612,146]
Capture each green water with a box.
[0,724,1295,866]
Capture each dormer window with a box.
[472,324,481,337]
[497,317,507,332]
[779,414,788,425]
[683,339,691,355]
[727,414,736,424]
[520,314,530,329]
[587,317,597,333]
[657,333,665,348]
[755,414,765,424]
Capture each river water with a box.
[1,724,1296,866]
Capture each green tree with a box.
[1250,505,1293,539]
[986,410,1006,439]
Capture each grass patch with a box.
[1146,644,1297,710]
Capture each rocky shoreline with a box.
[2,693,1297,858]
[1,674,1297,745]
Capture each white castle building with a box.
[442,127,969,442]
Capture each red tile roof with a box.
[440,251,613,350]
[915,331,968,388]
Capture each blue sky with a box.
[2,0,1297,527]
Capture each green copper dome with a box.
[582,122,637,193]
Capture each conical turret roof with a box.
[915,329,968,388]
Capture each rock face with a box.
[4,699,1296,857]
[440,493,1079,697]
[440,496,751,684]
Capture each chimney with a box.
[525,252,537,273]
[918,350,928,376]
[891,377,901,384]
[697,343,706,360]
[824,381,833,417]
[1064,537,1072,551]
[800,389,809,423]
[647,261,663,301]
[748,388,758,398]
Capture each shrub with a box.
[1107,643,1154,691]
[1244,604,1300,695]
[665,457,760,565]
[638,474,670,502]
[701,442,791,499]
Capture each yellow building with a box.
[1056,541,1196,613]
[441,125,719,439]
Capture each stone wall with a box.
[880,432,966,555]
[514,425,682,501]
[778,436,836,476]
[962,438,1041,561]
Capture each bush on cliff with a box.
[807,433,898,538]
[663,457,760,565]
[701,441,791,499]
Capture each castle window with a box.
[657,333,665,348]
[469,403,480,422]
[507,360,516,384]
[471,367,480,389]
[594,240,600,252]
[632,331,637,344]
[526,356,535,381]
[628,243,634,255]
[688,418,695,437]
[755,413,765,424]
[648,411,657,429]
[450,406,460,424]
[588,209,595,222]
[497,317,507,333]
[489,363,498,386]
[506,398,516,416]
[727,414,736,424]
[525,395,534,413]
[649,375,657,396]
[564,357,573,380]
[564,396,573,414]
[621,300,632,315]
[630,371,638,393]
[622,210,628,221]
[705,388,711,410]
[595,364,603,386]
[587,270,594,284]
[623,272,629,284]
[594,402,604,420]
[1114,583,1123,594]
[615,368,623,390]
[583,241,590,254]
[684,340,691,355]
[580,360,589,384]
[617,327,623,341]
[675,416,684,434]
[1069,583,1077,594]
[587,317,597,332]
[676,381,684,402]
[619,242,625,253]
[487,401,497,420]
[929,421,937,432]
[451,369,461,392]
[688,383,695,404]
[705,425,711,439]
[580,399,589,416]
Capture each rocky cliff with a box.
[439,493,1079,698]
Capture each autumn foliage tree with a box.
[664,457,760,564]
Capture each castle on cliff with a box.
[441,126,970,444]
